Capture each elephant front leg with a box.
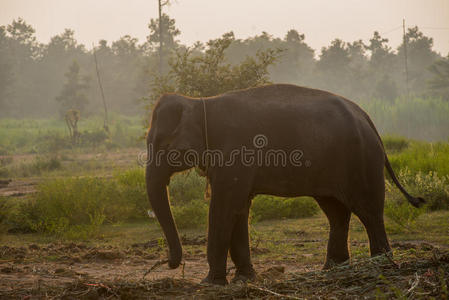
[202,198,234,285]
[230,211,256,283]
[201,175,253,285]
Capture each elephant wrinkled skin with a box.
[144,84,424,285]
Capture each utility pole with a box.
[402,18,410,99]
[158,0,163,75]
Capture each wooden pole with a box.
[158,0,163,75]
[402,18,409,99]
[92,43,109,133]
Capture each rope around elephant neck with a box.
[201,98,211,200]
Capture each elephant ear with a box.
[169,99,202,152]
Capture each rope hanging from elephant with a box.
[201,98,211,200]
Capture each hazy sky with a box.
[1,0,448,55]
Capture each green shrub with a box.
[172,199,208,229]
[168,170,206,205]
[21,178,111,235]
[33,156,62,172]
[80,129,109,147]
[384,196,425,232]
[394,169,449,211]
[389,141,449,178]
[115,168,148,219]
[382,135,409,153]
[34,133,71,153]
[250,195,319,222]
[7,171,153,238]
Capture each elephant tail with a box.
[355,105,425,208]
[384,155,426,208]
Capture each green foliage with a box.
[0,115,144,154]
[384,197,425,233]
[382,135,409,153]
[360,97,449,141]
[391,168,449,211]
[12,174,152,238]
[55,60,90,115]
[80,129,109,147]
[148,31,282,102]
[115,168,148,219]
[250,195,319,222]
[172,199,208,229]
[0,197,11,234]
[168,170,206,205]
[388,141,449,178]
[385,168,449,232]
[1,155,62,178]
[428,55,449,101]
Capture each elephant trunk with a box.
[146,164,182,269]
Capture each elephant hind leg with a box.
[352,206,391,257]
[315,196,351,269]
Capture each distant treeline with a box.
[0,15,448,118]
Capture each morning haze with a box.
[1,1,449,298]
[1,0,448,54]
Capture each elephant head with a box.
[145,94,204,268]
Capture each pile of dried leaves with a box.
[1,248,448,299]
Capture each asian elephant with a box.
[145,84,424,285]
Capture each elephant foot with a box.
[322,258,349,270]
[201,273,228,286]
[231,266,256,284]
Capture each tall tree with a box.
[55,60,90,115]
[147,13,180,74]
[0,26,13,113]
[397,26,439,95]
[427,55,449,101]
[316,39,351,95]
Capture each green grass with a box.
[0,113,144,154]
[2,209,447,267]
[388,140,449,177]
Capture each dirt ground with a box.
[0,237,448,299]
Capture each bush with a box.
[394,169,449,211]
[382,135,409,153]
[0,197,10,238]
[168,170,206,205]
[20,178,112,236]
[80,129,109,147]
[384,196,425,232]
[115,168,148,219]
[172,199,208,229]
[250,195,319,222]
[389,141,449,178]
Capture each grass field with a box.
[0,114,448,298]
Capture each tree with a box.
[316,39,351,95]
[55,61,90,115]
[0,26,14,113]
[6,18,39,60]
[271,29,315,85]
[397,26,439,95]
[427,55,449,101]
[366,31,398,100]
[146,13,180,74]
[148,32,282,104]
